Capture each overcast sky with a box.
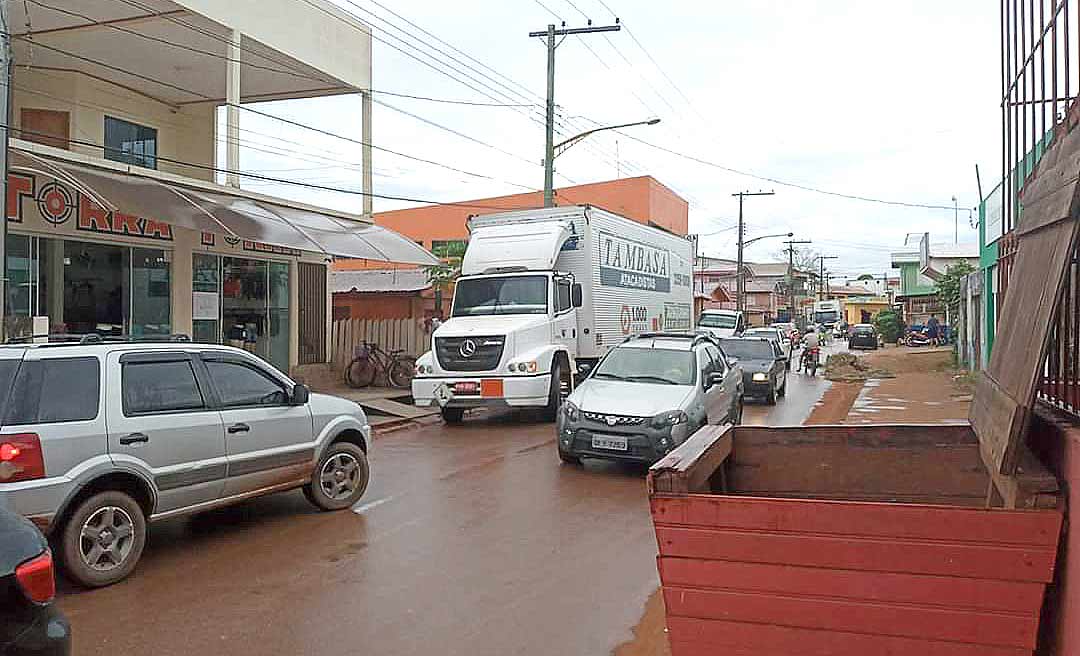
[227,0,999,280]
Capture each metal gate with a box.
[297,263,327,365]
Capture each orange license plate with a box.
[480,379,504,398]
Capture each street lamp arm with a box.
[553,118,660,159]
[743,231,794,247]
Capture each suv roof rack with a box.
[625,332,717,347]
[5,333,192,345]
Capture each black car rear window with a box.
[718,339,775,360]
[854,326,875,335]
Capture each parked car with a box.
[697,309,745,338]
[0,503,70,655]
[556,333,743,465]
[743,326,792,369]
[848,323,880,350]
[718,337,787,405]
[0,339,373,588]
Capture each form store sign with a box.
[5,172,174,241]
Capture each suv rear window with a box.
[6,357,100,424]
[122,360,206,415]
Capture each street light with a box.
[736,231,793,314]
[814,255,839,300]
[544,118,661,206]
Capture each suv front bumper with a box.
[557,416,692,464]
[412,374,551,409]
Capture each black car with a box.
[1,504,71,656]
[718,337,787,405]
[848,324,880,350]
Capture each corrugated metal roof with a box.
[332,269,431,293]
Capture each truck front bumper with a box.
[412,374,552,409]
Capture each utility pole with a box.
[732,190,775,314]
[952,195,959,244]
[783,239,812,325]
[817,255,838,300]
[0,0,11,339]
[530,22,622,207]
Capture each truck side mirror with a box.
[571,283,583,308]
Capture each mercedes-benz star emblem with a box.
[606,416,618,426]
[459,339,477,358]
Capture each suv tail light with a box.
[15,549,56,604]
[0,433,44,483]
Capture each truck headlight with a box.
[508,361,538,374]
[752,372,768,382]
[563,401,580,422]
[651,410,688,429]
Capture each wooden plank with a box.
[658,556,1047,613]
[666,617,1029,656]
[662,586,1038,649]
[651,496,1063,547]
[648,424,732,495]
[654,525,1059,582]
[736,422,977,446]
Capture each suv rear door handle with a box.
[119,432,149,445]
[227,423,250,434]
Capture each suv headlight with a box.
[752,372,768,382]
[651,410,688,429]
[562,401,580,422]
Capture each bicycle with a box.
[345,342,416,389]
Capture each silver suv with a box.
[557,333,744,464]
[0,339,371,588]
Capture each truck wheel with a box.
[441,407,465,424]
[305,442,370,511]
[59,490,147,588]
[543,359,568,422]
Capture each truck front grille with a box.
[435,336,505,371]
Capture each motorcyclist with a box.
[799,326,820,371]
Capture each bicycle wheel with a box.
[345,355,378,388]
[388,356,416,389]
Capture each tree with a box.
[935,261,976,322]
[874,310,903,343]
[424,240,467,318]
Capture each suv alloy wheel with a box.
[59,490,147,588]
[304,442,371,511]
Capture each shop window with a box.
[104,116,157,169]
[193,254,220,344]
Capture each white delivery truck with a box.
[412,205,695,423]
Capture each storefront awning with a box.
[10,149,438,266]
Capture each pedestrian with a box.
[926,314,940,347]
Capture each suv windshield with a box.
[452,275,548,317]
[698,313,737,328]
[718,339,775,360]
[592,347,696,386]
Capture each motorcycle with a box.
[903,330,933,347]
[800,346,821,377]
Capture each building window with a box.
[104,116,157,169]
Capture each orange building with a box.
[334,176,688,270]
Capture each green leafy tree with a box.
[424,240,467,318]
[873,310,903,343]
[935,261,976,321]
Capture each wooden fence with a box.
[330,318,429,371]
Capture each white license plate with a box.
[592,434,628,451]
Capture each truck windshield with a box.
[593,348,696,386]
[452,275,548,317]
[698,314,736,328]
[814,311,839,324]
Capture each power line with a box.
[610,130,961,211]
[8,122,531,211]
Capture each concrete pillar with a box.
[170,230,195,338]
[46,238,64,328]
[288,259,299,370]
[225,29,242,188]
[361,90,373,217]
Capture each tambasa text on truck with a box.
[412,205,694,422]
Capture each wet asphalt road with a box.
[59,345,837,656]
